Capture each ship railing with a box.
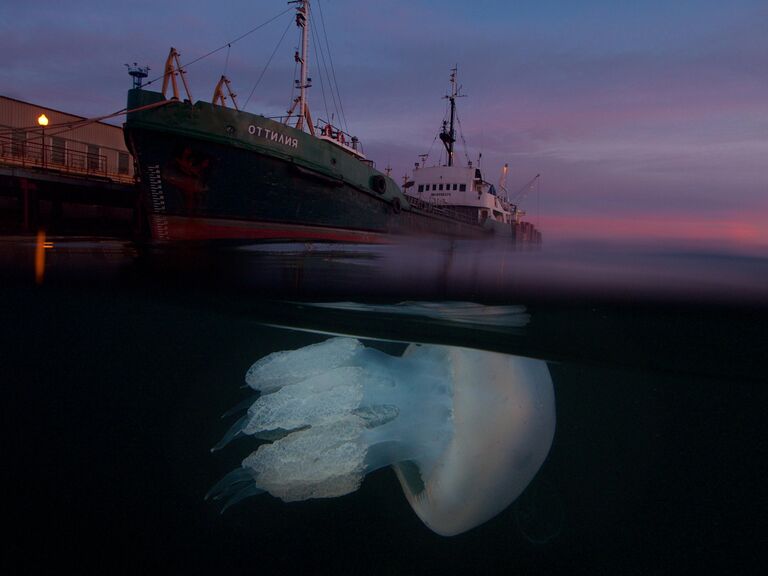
[405,195,478,226]
[315,118,362,151]
[0,133,135,185]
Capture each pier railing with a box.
[0,134,135,185]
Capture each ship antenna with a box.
[439,66,465,167]
[285,1,315,135]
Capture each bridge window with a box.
[118,152,129,174]
[453,184,458,190]
[418,184,424,192]
[459,184,466,191]
[438,184,443,190]
[432,184,437,191]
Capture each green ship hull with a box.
[124,89,497,243]
[125,89,498,242]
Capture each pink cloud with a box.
[541,210,768,249]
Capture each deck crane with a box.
[509,173,540,205]
[498,163,510,201]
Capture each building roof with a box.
[0,94,122,131]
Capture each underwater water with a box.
[1,235,766,574]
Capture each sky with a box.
[3,0,767,245]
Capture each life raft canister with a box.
[370,174,387,195]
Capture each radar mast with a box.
[285,0,315,135]
[439,66,465,166]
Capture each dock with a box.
[0,96,139,235]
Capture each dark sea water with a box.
[1,235,766,575]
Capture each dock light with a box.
[37,114,48,167]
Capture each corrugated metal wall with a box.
[0,96,133,177]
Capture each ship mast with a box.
[440,66,464,167]
[286,0,315,135]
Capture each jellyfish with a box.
[209,337,555,536]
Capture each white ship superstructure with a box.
[408,164,518,227]
[403,67,524,234]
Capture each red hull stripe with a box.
[155,215,391,244]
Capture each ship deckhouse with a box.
[408,165,517,225]
[404,67,518,228]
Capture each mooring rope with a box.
[0,99,174,138]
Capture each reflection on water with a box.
[3,235,767,303]
[1,235,765,573]
[305,301,531,328]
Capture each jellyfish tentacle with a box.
[205,467,255,501]
[211,413,249,452]
[221,484,266,513]
[221,394,260,419]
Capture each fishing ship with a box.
[402,67,541,243]
[124,0,541,244]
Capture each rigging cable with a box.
[424,131,440,166]
[139,6,293,90]
[313,0,341,130]
[2,8,293,138]
[0,99,173,138]
[316,0,348,133]
[454,109,471,166]
[421,96,448,166]
[223,44,231,76]
[537,175,541,228]
[243,15,294,109]
[309,5,331,125]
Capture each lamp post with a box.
[37,114,48,168]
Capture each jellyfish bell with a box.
[209,337,555,536]
[395,344,555,536]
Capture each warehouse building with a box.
[0,95,134,182]
[0,96,139,233]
